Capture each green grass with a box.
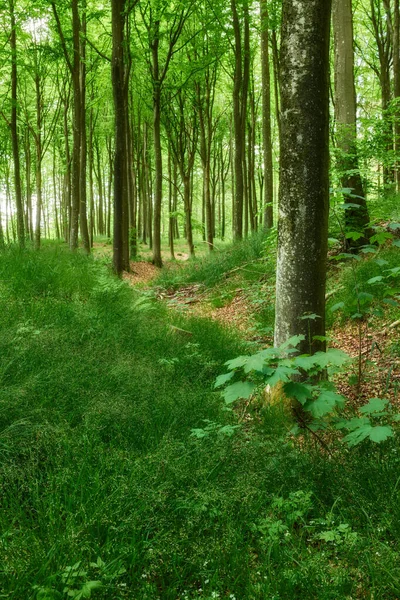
[1,245,400,599]
[155,230,273,290]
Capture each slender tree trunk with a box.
[9,0,25,247]
[260,0,274,229]
[34,73,43,249]
[111,0,127,275]
[394,0,400,191]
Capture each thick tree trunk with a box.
[333,0,370,245]
[275,0,331,358]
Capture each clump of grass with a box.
[156,230,275,290]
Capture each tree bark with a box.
[260,0,274,229]
[111,0,127,275]
[275,0,331,358]
[333,0,370,245]
[9,0,25,247]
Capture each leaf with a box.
[223,381,255,405]
[393,240,400,247]
[334,253,362,261]
[243,350,272,374]
[280,335,305,350]
[306,391,345,418]
[370,232,393,245]
[225,356,248,371]
[367,276,384,284]
[265,366,299,387]
[360,246,377,254]
[343,425,372,447]
[336,416,371,431]
[284,382,312,405]
[357,292,374,304]
[359,398,389,415]
[214,372,235,389]
[374,258,389,267]
[346,231,364,241]
[293,354,319,370]
[383,298,399,307]
[330,302,345,313]
[299,313,321,321]
[368,426,393,444]
[339,202,363,210]
[389,222,400,230]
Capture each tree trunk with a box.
[111,0,127,275]
[9,0,25,247]
[333,0,370,245]
[275,0,331,359]
[260,0,274,229]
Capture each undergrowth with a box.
[155,230,273,290]
[1,245,400,598]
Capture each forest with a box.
[1,0,400,598]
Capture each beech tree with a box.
[333,0,370,244]
[274,0,331,355]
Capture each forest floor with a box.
[2,235,400,599]
[118,241,400,412]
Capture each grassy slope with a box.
[1,245,400,599]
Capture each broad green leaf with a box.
[383,298,399,307]
[393,240,400,247]
[359,398,389,415]
[243,350,272,374]
[340,202,363,210]
[357,292,373,304]
[367,276,384,285]
[316,349,350,368]
[374,258,389,267]
[346,231,364,241]
[265,366,300,387]
[343,425,372,447]
[284,382,312,405]
[336,416,370,431]
[368,426,393,444]
[360,246,377,254]
[389,222,400,230]
[225,356,248,371]
[306,391,345,418]
[214,372,234,389]
[293,354,319,370]
[335,253,362,261]
[299,313,321,321]
[330,302,345,313]
[370,232,393,245]
[280,335,305,350]
[223,381,255,405]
